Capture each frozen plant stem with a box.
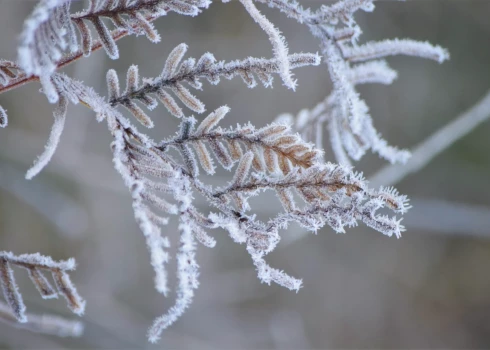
[237,0,296,90]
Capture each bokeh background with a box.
[1,0,490,348]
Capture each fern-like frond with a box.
[276,58,399,162]
[250,0,448,164]
[23,71,125,179]
[71,0,211,58]
[103,104,409,341]
[20,65,409,340]
[213,162,409,235]
[110,115,176,296]
[18,0,76,103]
[16,0,211,104]
[36,72,177,297]
[160,110,322,177]
[0,252,85,323]
[105,43,320,125]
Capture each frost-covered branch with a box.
[248,0,449,164]
[71,0,211,58]
[160,113,321,174]
[275,59,398,163]
[237,0,296,90]
[0,252,85,323]
[4,60,409,340]
[106,102,409,340]
[15,0,211,104]
[106,44,320,125]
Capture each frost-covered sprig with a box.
[147,173,202,343]
[160,107,322,176]
[17,0,75,102]
[16,0,211,104]
[105,43,320,126]
[14,65,410,341]
[15,68,409,340]
[106,111,220,341]
[276,59,398,164]
[71,0,211,58]
[0,60,25,125]
[102,101,409,341]
[234,0,296,90]
[0,252,85,324]
[0,60,23,87]
[213,161,409,237]
[317,29,447,164]
[108,112,176,297]
[243,0,449,164]
[23,72,116,180]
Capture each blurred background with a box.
[1,0,490,348]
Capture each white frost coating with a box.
[148,176,199,343]
[0,251,83,325]
[18,0,75,103]
[343,39,450,64]
[52,270,86,316]
[209,213,248,244]
[192,225,216,248]
[328,115,352,166]
[239,0,296,90]
[323,39,411,164]
[109,118,171,296]
[252,255,302,292]
[106,47,319,124]
[26,94,68,179]
[259,0,448,166]
[5,0,423,338]
[162,43,188,79]
[0,252,76,271]
[316,0,375,23]
[27,268,58,300]
[195,105,230,135]
[0,258,27,323]
[231,151,254,187]
[349,60,398,85]
[0,106,7,128]
[147,222,198,343]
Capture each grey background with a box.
[1,0,490,348]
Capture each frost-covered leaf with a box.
[0,251,84,324]
[25,94,68,179]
